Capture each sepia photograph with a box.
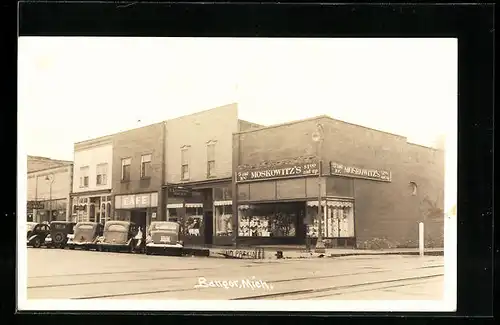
[17,37,457,312]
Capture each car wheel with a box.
[33,238,41,248]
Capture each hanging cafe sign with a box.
[330,161,392,182]
[236,162,319,182]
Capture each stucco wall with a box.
[73,143,113,193]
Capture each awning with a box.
[167,203,183,209]
[238,204,250,210]
[307,201,353,208]
[186,203,203,208]
[214,200,232,206]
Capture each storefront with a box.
[164,181,233,246]
[71,191,112,224]
[114,192,159,230]
[28,199,68,222]
[234,160,388,247]
[235,161,322,246]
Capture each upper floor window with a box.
[207,142,216,177]
[181,147,190,180]
[96,163,108,185]
[141,154,152,178]
[121,158,131,181]
[79,166,89,188]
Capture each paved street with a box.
[26,248,444,300]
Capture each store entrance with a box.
[204,211,213,245]
[131,210,147,230]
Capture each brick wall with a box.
[234,116,445,248]
[112,122,164,195]
[165,103,239,184]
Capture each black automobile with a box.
[27,222,50,248]
[67,222,104,250]
[45,221,76,249]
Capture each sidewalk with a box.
[208,245,444,260]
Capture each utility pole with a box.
[45,174,55,222]
[312,122,326,253]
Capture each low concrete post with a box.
[419,222,425,256]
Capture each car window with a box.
[77,224,94,230]
[106,224,127,232]
[44,225,49,231]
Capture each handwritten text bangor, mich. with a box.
[194,276,274,290]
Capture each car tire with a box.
[33,238,41,248]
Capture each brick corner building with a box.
[232,115,444,249]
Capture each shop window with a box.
[121,158,131,181]
[181,147,190,180]
[141,154,152,178]
[306,201,355,238]
[207,142,216,178]
[96,163,108,185]
[238,203,297,237]
[214,203,232,236]
[184,206,203,236]
[80,166,89,188]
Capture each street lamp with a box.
[312,122,326,253]
[45,174,55,222]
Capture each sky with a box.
[18,37,457,161]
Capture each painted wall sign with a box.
[168,186,192,198]
[220,248,265,259]
[116,192,159,209]
[236,162,319,182]
[330,162,391,182]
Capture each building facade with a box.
[163,103,263,246]
[232,116,444,249]
[27,162,73,223]
[70,136,113,224]
[111,122,165,230]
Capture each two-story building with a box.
[70,136,113,224]
[112,122,164,231]
[232,115,445,249]
[163,103,262,246]
[27,160,73,223]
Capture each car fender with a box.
[28,235,38,242]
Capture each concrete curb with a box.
[207,248,444,260]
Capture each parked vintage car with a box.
[97,221,140,253]
[45,221,76,249]
[67,222,104,250]
[145,221,183,256]
[27,222,50,248]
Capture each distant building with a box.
[28,155,72,173]
[27,158,73,223]
[232,115,445,249]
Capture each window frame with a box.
[181,147,190,180]
[96,163,108,186]
[79,166,90,188]
[206,142,216,178]
[121,158,132,182]
[140,154,152,179]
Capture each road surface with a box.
[26,248,444,300]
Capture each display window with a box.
[214,201,232,236]
[306,200,355,238]
[237,202,300,237]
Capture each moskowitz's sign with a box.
[236,162,319,182]
[330,162,391,182]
